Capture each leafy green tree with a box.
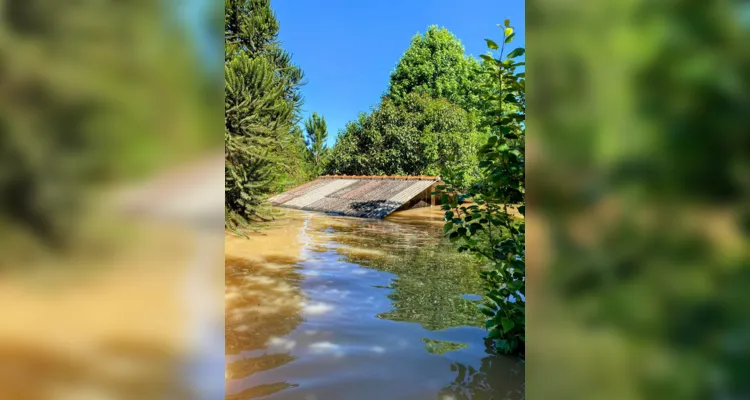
[439,21,526,356]
[387,26,482,112]
[326,93,482,187]
[224,0,308,229]
[304,112,328,176]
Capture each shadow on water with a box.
[439,348,525,400]
[225,208,524,400]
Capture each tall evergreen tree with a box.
[304,112,328,175]
[224,0,306,230]
[387,26,482,112]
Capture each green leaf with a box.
[500,318,515,333]
[485,39,499,50]
[488,328,502,339]
[504,32,515,44]
[480,307,495,317]
[480,54,496,64]
[444,222,454,233]
[504,19,510,27]
[507,48,525,59]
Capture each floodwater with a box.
[225,207,525,400]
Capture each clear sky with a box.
[273,0,526,147]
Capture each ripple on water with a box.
[225,208,524,400]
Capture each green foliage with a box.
[326,93,482,186]
[225,53,294,228]
[528,0,750,397]
[388,26,483,113]
[439,22,526,356]
[0,0,215,258]
[224,0,311,230]
[304,112,329,176]
[327,25,504,187]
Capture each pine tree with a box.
[224,0,306,230]
[304,112,328,176]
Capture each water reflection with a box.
[225,216,308,398]
[225,208,524,400]
[440,352,525,400]
[309,214,488,331]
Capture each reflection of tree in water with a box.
[439,347,525,400]
[313,217,489,331]
[422,338,468,355]
[225,255,305,398]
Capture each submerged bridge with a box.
[269,175,442,219]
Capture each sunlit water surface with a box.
[225,207,524,400]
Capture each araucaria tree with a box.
[438,21,526,356]
[224,0,309,230]
[304,112,328,175]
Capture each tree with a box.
[326,93,482,187]
[387,25,483,113]
[225,54,295,228]
[304,112,328,175]
[224,0,308,230]
[439,21,526,356]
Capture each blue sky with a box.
[273,0,526,147]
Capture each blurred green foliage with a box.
[527,0,750,398]
[0,0,219,262]
[439,21,526,356]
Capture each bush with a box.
[438,20,526,355]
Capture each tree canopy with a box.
[326,93,481,186]
[387,26,482,112]
[326,25,493,187]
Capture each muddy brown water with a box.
[225,207,524,400]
